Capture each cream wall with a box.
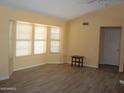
[67,4,124,71]
[0,4,124,80]
[0,6,67,79]
[0,14,9,79]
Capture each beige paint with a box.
[67,4,124,71]
[0,4,124,79]
[0,6,67,79]
[0,14,9,79]
[9,21,14,76]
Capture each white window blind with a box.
[15,21,60,56]
[34,25,47,54]
[50,27,61,53]
[16,22,32,56]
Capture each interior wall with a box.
[0,14,9,79]
[9,21,14,76]
[0,6,67,79]
[67,4,124,71]
[0,3,124,80]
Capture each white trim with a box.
[83,64,98,68]
[119,68,123,72]
[0,63,46,81]
[120,80,124,84]
[67,61,98,68]
[0,61,97,81]
[47,61,66,64]
[14,61,66,72]
[0,76,9,81]
[14,63,46,71]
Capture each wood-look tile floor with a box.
[0,64,124,93]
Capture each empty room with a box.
[0,0,124,93]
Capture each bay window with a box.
[15,21,61,57]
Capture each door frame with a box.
[98,26,122,71]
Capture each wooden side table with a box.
[71,55,84,67]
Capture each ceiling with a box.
[0,0,123,20]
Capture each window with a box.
[15,21,61,57]
[34,25,47,54]
[50,27,61,53]
[16,22,32,56]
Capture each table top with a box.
[71,55,84,58]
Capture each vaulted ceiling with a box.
[0,0,123,20]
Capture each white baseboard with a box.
[0,61,97,81]
[47,61,66,64]
[14,63,46,72]
[0,76,9,81]
[120,80,124,84]
[83,64,98,68]
[67,61,98,68]
[14,61,98,72]
[0,63,46,81]
[14,61,66,72]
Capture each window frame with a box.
[15,21,33,57]
[15,21,61,57]
[50,27,61,54]
[33,24,47,55]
